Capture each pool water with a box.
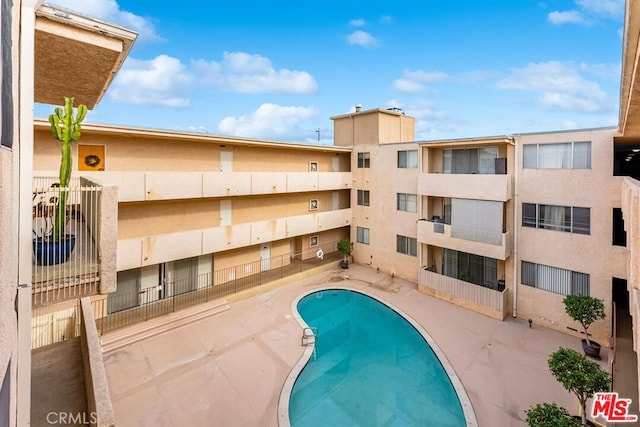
[289,289,467,427]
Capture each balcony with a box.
[417,220,511,260]
[117,208,352,270]
[81,171,352,202]
[418,268,507,320]
[32,177,117,305]
[418,173,512,202]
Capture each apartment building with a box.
[32,122,352,315]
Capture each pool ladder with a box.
[301,327,318,346]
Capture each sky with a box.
[35,0,625,145]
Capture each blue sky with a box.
[36,0,625,144]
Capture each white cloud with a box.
[49,0,163,43]
[576,0,624,19]
[218,103,319,139]
[347,31,377,47]
[393,79,427,93]
[548,10,587,25]
[496,61,615,113]
[192,52,318,94]
[110,55,193,107]
[392,70,453,93]
[349,19,366,27]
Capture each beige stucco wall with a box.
[118,190,349,240]
[350,141,421,283]
[33,127,351,173]
[515,128,624,345]
[331,108,415,146]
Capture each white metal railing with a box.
[419,268,507,314]
[32,177,101,305]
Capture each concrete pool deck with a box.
[103,264,610,426]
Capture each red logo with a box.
[591,392,638,423]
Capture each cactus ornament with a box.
[48,97,87,241]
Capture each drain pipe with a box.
[511,136,519,318]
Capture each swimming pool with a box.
[283,288,475,427]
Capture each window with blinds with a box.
[521,261,589,295]
[523,141,591,169]
[396,235,417,256]
[397,193,417,212]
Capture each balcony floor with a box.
[94,264,618,427]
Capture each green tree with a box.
[563,295,606,347]
[525,402,580,427]
[548,347,611,426]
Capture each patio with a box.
[93,264,617,426]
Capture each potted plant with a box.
[547,347,611,427]
[33,97,87,265]
[337,238,352,269]
[563,295,606,359]
[525,402,580,427]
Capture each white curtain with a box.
[538,143,571,168]
[451,198,503,245]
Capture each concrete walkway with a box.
[104,265,610,426]
[31,338,87,427]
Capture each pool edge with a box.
[277,286,479,427]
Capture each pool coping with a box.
[277,285,479,427]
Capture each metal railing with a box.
[32,177,101,305]
[95,242,341,335]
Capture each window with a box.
[396,235,417,256]
[442,249,497,287]
[521,261,590,295]
[523,142,591,169]
[397,150,418,168]
[443,147,498,174]
[357,227,370,244]
[357,190,370,206]
[522,203,590,234]
[397,193,417,212]
[357,152,370,168]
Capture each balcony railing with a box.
[418,268,507,320]
[417,220,512,260]
[81,171,352,202]
[32,177,102,305]
[418,173,512,201]
[31,243,342,348]
[117,208,352,271]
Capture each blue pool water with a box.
[289,289,467,427]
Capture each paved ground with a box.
[103,264,613,427]
[31,338,87,427]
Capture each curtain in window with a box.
[443,198,452,224]
[443,150,452,174]
[538,143,570,168]
[521,261,537,286]
[537,264,571,294]
[173,257,198,295]
[572,142,591,169]
[523,145,538,169]
[540,205,570,231]
[478,147,498,174]
[443,248,458,278]
[572,272,590,295]
[451,198,503,244]
[484,258,498,286]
